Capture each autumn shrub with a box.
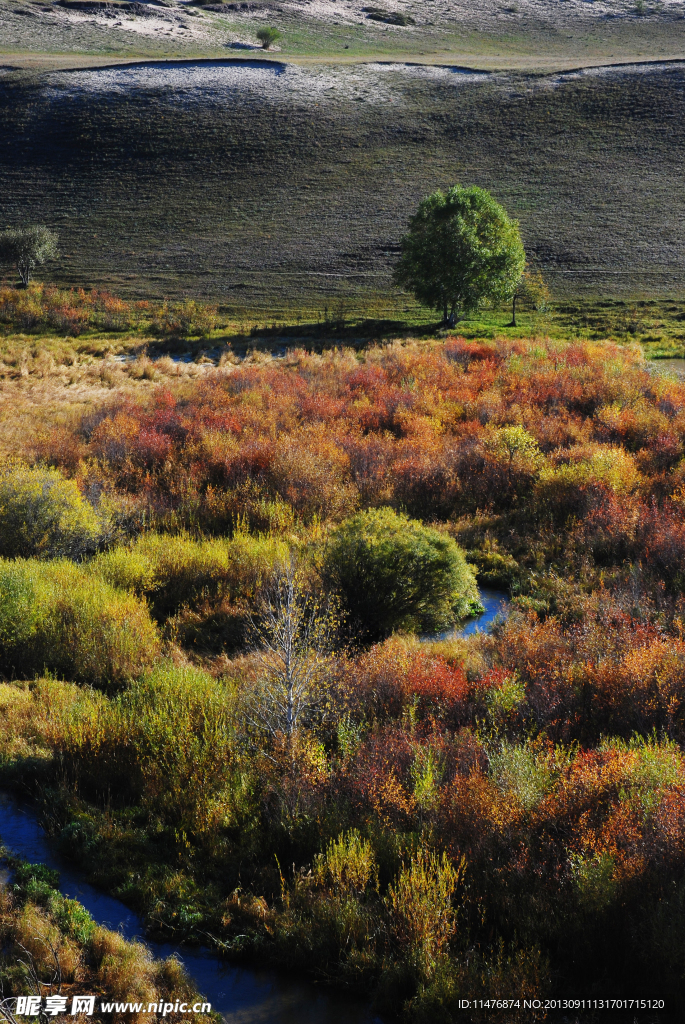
[485,600,685,742]
[89,530,288,616]
[406,943,549,1024]
[274,828,381,977]
[313,829,378,896]
[202,480,296,535]
[385,849,465,977]
[267,429,358,522]
[0,283,140,334]
[151,299,216,338]
[53,663,235,830]
[324,508,480,638]
[0,559,159,687]
[118,664,235,829]
[90,928,160,1021]
[488,740,563,812]
[0,462,102,559]
[639,496,685,590]
[536,444,642,525]
[12,901,82,982]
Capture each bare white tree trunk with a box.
[244,556,339,741]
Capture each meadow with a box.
[1,329,685,1021]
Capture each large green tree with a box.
[393,185,526,325]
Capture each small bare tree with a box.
[244,558,340,741]
[0,995,19,1024]
[509,267,551,327]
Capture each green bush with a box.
[56,664,235,828]
[89,531,288,616]
[0,463,101,559]
[256,26,281,49]
[324,508,479,638]
[0,559,159,687]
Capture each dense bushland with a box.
[34,336,685,558]
[3,336,685,1019]
[0,284,217,338]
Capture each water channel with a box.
[647,358,685,378]
[0,590,510,1023]
[424,588,510,642]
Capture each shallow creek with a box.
[423,588,510,642]
[0,794,379,1024]
[0,590,509,1022]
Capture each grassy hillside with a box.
[1,60,685,309]
[1,0,685,67]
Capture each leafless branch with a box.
[244,556,340,740]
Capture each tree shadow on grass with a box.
[146,318,444,360]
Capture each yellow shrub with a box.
[14,902,82,982]
[315,830,378,896]
[0,559,159,688]
[385,850,465,976]
[92,927,157,1022]
[0,463,101,559]
[539,445,641,495]
[90,530,288,614]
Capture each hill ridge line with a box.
[2,54,685,77]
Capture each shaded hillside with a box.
[0,60,684,306]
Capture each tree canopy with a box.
[393,185,526,325]
[0,225,59,286]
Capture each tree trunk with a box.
[511,293,517,327]
[18,261,30,287]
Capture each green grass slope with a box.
[1,60,684,307]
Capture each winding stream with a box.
[0,590,509,1022]
[0,795,379,1024]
